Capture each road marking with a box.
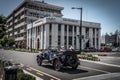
[80,59,120,68]
[29,67,61,80]
[79,66,111,74]
[36,72,44,76]
[73,73,120,80]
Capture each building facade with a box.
[6,0,63,48]
[27,17,101,50]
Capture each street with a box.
[0,49,120,80]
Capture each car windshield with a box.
[48,46,65,52]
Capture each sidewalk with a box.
[73,73,120,80]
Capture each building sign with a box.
[63,18,78,23]
[46,17,78,23]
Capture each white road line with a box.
[80,59,120,68]
[73,73,120,80]
[20,63,60,80]
[29,67,61,80]
[79,66,111,74]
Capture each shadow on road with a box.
[42,65,88,74]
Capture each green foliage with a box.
[0,35,15,47]
[78,53,100,61]
[8,36,15,46]
[17,69,36,80]
[98,54,107,56]
[18,73,36,80]
[0,15,6,39]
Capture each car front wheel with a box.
[53,59,61,71]
[37,57,42,66]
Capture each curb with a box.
[79,59,120,68]
[73,73,120,80]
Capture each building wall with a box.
[7,0,63,48]
[27,17,101,50]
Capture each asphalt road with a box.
[0,49,120,80]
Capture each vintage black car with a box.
[36,46,80,71]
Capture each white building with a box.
[27,17,101,50]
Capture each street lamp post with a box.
[72,7,82,53]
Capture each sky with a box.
[0,0,120,35]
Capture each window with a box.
[58,36,61,45]
[58,24,61,31]
[74,26,76,32]
[65,25,67,31]
[69,25,72,32]
[49,23,52,32]
[69,36,72,45]
[64,36,67,45]
[49,35,52,46]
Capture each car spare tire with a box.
[66,55,78,69]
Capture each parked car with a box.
[100,47,112,52]
[112,47,120,52]
[36,46,80,71]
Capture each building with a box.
[27,17,101,50]
[105,34,116,46]
[105,30,120,47]
[6,0,64,48]
[101,34,105,44]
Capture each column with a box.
[72,26,74,48]
[89,28,93,47]
[67,25,69,49]
[44,24,49,49]
[61,24,64,47]
[35,27,36,49]
[51,24,58,47]
[29,29,31,49]
[40,25,43,49]
[81,27,85,49]
[32,28,34,49]
[94,28,97,48]
[26,29,28,49]
[98,29,101,49]
[33,28,35,49]
[76,26,79,50]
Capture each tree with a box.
[8,36,15,46]
[0,35,15,47]
[0,35,8,47]
[0,15,6,39]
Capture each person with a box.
[69,46,74,51]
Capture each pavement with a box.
[73,73,120,80]
[0,49,120,80]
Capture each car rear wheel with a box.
[53,59,61,71]
[67,55,78,70]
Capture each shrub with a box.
[17,69,36,80]
[78,53,100,61]
[18,73,36,80]
[98,54,107,56]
